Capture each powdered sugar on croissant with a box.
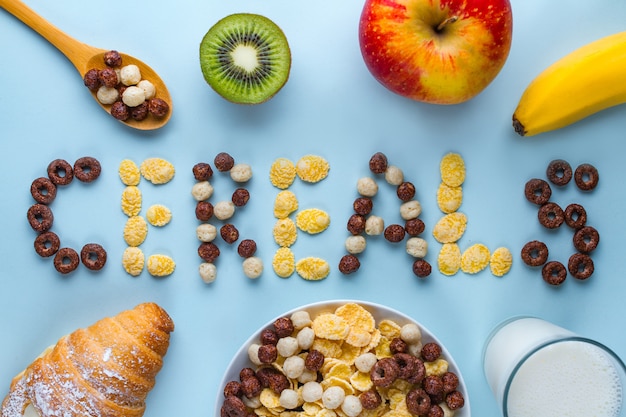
[1,302,174,417]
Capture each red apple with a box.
[359,0,513,104]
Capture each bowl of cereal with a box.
[215,300,470,416]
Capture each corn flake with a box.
[296,257,330,281]
[440,152,465,187]
[377,320,402,339]
[349,371,373,392]
[122,246,144,276]
[274,190,299,219]
[438,243,462,276]
[123,215,148,247]
[436,182,463,214]
[425,359,449,376]
[118,159,141,186]
[273,218,298,247]
[146,204,172,227]
[312,313,350,340]
[140,157,175,184]
[272,247,296,278]
[270,158,297,189]
[260,388,283,410]
[311,338,343,359]
[296,208,330,234]
[432,212,467,243]
[461,243,490,274]
[490,246,513,277]
[121,185,142,217]
[147,254,175,277]
[296,155,329,183]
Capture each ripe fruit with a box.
[359,0,513,105]
[513,31,626,136]
[199,13,291,105]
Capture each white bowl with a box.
[215,299,471,416]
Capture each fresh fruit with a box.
[358,0,513,105]
[513,31,626,136]
[199,13,291,104]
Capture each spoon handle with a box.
[0,0,102,73]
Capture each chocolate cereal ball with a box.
[369,152,388,174]
[192,162,213,181]
[214,152,235,172]
[339,254,360,274]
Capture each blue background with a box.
[2,0,626,416]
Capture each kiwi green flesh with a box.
[200,13,291,105]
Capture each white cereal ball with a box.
[199,262,217,283]
[400,323,422,345]
[406,237,428,258]
[302,381,323,403]
[385,165,404,185]
[322,386,346,410]
[291,310,312,329]
[345,235,366,254]
[407,341,424,357]
[120,64,142,86]
[357,177,378,197]
[214,200,235,220]
[298,369,317,384]
[242,396,261,409]
[196,223,217,242]
[96,86,119,104]
[247,343,263,366]
[400,200,422,220]
[191,180,213,201]
[354,352,378,373]
[230,163,253,182]
[242,256,263,279]
[282,355,305,379]
[279,389,300,410]
[136,79,156,99]
[365,215,385,236]
[296,326,315,350]
[277,336,299,357]
[341,395,363,417]
[121,86,145,107]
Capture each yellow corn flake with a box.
[123,215,148,247]
[436,182,463,214]
[461,243,491,274]
[490,246,513,277]
[146,204,172,227]
[335,303,375,348]
[440,152,465,187]
[296,208,330,234]
[272,247,296,278]
[432,212,467,243]
[274,190,299,219]
[311,338,343,359]
[269,157,297,189]
[321,376,355,395]
[140,157,175,184]
[122,246,144,276]
[273,218,298,247]
[296,257,330,281]
[118,159,141,186]
[295,155,330,183]
[260,388,283,410]
[147,254,175,277]
[424,359,449,377]
[364,329,382,353]
[374,336,393,359]
[121,185,142,217]
[312,313,350,340]
[350,371,373,392]
[377,319,402,339]
[325,361,353,380]
[438,243,462,276]
[338,343,361,364]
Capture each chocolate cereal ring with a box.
[74,157,102,183]
[406,388,431,416]
[47,159,74,185]
[546,159,572,186]
[573,226,600,253]
[538,202,564,229]
[568,253,594,280]
[521,240,549,267]
[27,203,54,233]
[564,203,587,229]
[524,178,552,205]
[542,260,567,286]
[54,247,80,274]
[30,177,57,204]
[34,231,60,257]
[574,163,599,191]
[370,358,399,387]
[80,243,107,270]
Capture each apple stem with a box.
[436,16,458,32]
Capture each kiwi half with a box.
[200,13,291,105]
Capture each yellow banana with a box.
[513,31,626,137]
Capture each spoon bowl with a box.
[1,0,172,131]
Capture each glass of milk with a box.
[483,316,626,417]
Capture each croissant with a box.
[1,302,174,417]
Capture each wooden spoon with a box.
[0,0,172,130]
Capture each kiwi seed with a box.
[199,13,291,105]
